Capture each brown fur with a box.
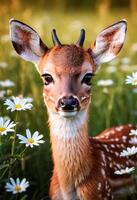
[39,45,94,75]
[51,45,85,68]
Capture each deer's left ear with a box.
[91,20,127,66]
[9,19,48,64]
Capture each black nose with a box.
[58,96,79,111]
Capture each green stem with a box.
[8,112,19,177]
[0,134,1,146]
[0,134,2,157]
[20,148,27,172]
[20,148,27,158]
[1,167,9,180]
[11,112,18,156]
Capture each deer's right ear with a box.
[9,19,48,64]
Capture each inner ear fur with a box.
[10,19,48,63]
[91,20,127,65]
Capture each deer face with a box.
[10,19,127,118]
[38,45,94,117]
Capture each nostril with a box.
[60,99,66,108]
[71,98,78,107]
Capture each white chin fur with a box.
[58,111,78,118]
[49,110,88,139]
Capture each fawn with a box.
[10,19,137,200]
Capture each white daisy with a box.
[1,34,9,43]
[114,167,135,175]
[120,65,130,72]
[0,90,6,98]
[120,146,137,157]
[25,97,33,103]
[129,137,137,145]
[4,96,33,112]
[131,43,137,52]
[0,80,14,87]
[97,79,114,86]
[121,57,130,64]
[17,129,45,148]
[17,95,33,103]
[125,72,137,85]
[129,129,137,136]
[0,117,16,135]
[0,62,8,68]
[5,177,29,194]
[106,66,116,73]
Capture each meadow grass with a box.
[0,6,137,199]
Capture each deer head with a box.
[10,19,127,118]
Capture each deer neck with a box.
[49,110,88,140]
[48,109,92,186]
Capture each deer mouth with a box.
[57,108,79,118]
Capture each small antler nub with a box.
[76,29,85,47]
[51,29,61,46]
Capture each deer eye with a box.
[42,73,54,85]
[81,73,94,86]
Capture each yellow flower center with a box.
[0,127,6,132]
[28,138,34,144]
[15,104,22,109]
[15,185,21,192]
[134,79,137,84]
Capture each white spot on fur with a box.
[115,152,119,156]
[108,157,112,161]
[122,136,127,140]
[121,144,125,148]
[110,130,115,134]
[101,168,106,177]
[109,163,113,168]
[115,126,123,131]
[98,182,102,191]
[101,152,106,166]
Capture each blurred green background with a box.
[0,0,137,199]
